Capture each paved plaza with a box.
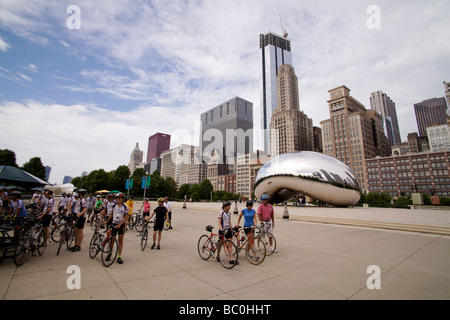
[1,202,450,300]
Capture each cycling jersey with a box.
[218,210,231,230]
[111,203,130,224]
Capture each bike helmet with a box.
[261,195,270,200]
[73,192,79,198]
[246,199,253,206]
[222,200,231,208]
[116,193,124,198]
[157,198,164,202]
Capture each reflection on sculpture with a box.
[254,152,361,207]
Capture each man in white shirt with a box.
[70,192,87,252]
[163,197,173,229]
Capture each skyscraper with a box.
[269,64,313,157]
[370,90,401,146]
[414,97,448,137]
[128,142,143,173]
[200,96,253,165]
[146,132,171,163]
[260,32,293,155]
[320,85,390,192]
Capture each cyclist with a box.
[257,195,277,253]
[37,190,55,245]
[57,192,68,214]
[104,193,130,264]
[163,196,173,229]
[101,193,116,226]
[236,199,259,257]
[125,195,134,228]
[140,198,151,219]
[218,201,236,264]
[93,195,103,226]
[236,199,258,234]
[149,198,168,250]
[70,192,87,252]
[85,193,96,223]
[9,191,28,237]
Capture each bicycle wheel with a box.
[219,239,238,269]
[101,237,119,267]
[56,228,65,256]
[50,223,64,243]
[262,231,277,256]
[140,227,148,251]
[197,235,212,260]
[134,216,144,233]
[37,230,46,255]
[128,215,135,230]
[89,233,101,259]
[163,219,170,231]
[66,227,75,250]
[245,237,266,265]
[14,231,31,266]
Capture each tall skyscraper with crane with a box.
[259,26,292,155]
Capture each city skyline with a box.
[1,1,449,185]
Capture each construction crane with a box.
[279,13,288,38]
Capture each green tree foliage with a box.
[177,184,190,199]
[21,157,46,180]
[0,149,18,167]
[108,165,130,192]
[199,179,214,200]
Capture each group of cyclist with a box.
[2,186,276,268]
[219,194,277,254]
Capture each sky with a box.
[0,0,449,185]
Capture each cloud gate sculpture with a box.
[254,152,361,207]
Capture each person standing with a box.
[149,198,168,250]
[105,193,131,263]
[218,201,235,264]
[163,196,173,229]
[236,199,259,257]
[257,195,277,253]
[85,193,96,223]
[70,192,87,252]
[140,198,151,219]
[9,191,28,237]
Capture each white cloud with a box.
[0,36,10,52]
[1,0,450,185]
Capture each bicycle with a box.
[127,211,135,231]
[100,225,119,267]
[232,226,266,265]
[140,217,154,251]
[56,215,75,256]
[13,216,45,266]
[0,225,17,264]
[197,225,238,269]
[254,222,277,256]
[134,210,144,233]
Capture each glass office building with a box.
[260,32,292,155]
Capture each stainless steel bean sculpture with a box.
[254,152,361,207]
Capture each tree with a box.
[188,183,200,202]
[130,168,147,197]
[0,149,18,167]
[86,169,109,193]
[177,184,190,200]
[21,157,46,180]
[108,165,130,191]
[199,179,214,200]
[148,170,164,198]
[162,177,177,199]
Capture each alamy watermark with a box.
[366,265,381,290]
[67,5,81,30]
[66,265,81,290]
[367,5,381,30]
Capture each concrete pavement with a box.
[1,202,450,300]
